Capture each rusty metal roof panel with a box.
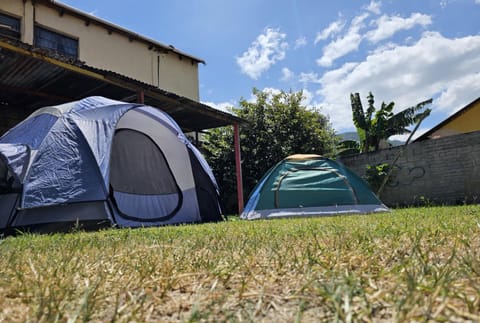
[0,36,244,131]
[0,52,64,89]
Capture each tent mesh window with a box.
[110,129,181,220]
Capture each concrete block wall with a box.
[339,131,480,206]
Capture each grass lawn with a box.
[0,205,479,322]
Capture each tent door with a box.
[109,129,182,222]
[274,167,358,208]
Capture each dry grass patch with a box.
[0,205,479,322]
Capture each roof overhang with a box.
[414,96,480,142]
[0,37,244,132]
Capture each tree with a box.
[203,88,337,214]
[336,139,361,156]
[350,92,432,153]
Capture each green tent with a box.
[240,154,388,220]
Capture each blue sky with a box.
[60,0,480,137]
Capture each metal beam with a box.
[0,84,72,101]
[234,123,244,215]
[0,40,104,79]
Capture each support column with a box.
[22,1,35,45]
[137,90,144,104]
[234,123,244,215]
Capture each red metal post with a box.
[233,123,244,215]
[137,90,144,104]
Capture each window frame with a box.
[0,12,21,39]
[33,25,79,59]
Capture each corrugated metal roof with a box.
[0,37,244,132]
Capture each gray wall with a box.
[339,131,480,206]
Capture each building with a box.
[0,0,243,132]
[415,97,480,141]
[1,0,203,100]
[0,0,246,212]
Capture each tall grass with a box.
[0,205,479,322]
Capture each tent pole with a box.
[234,123,244,214]
[137,90,144,104]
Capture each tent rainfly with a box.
[240,154,389,220]
[0,96,223,233]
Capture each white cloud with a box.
[316,12,432,67]
[299,72,321,84]
[245,87,282,103]
[245,87,317,113]
[319,62,358,84]
[370,42,398,54]
[301,89,315,107]
[316,13,369,67]
[366,13,432,43]
[316,32,480,131]
[202,101,237,115]
[390,128,429,142]
[435,73,480,111]
[476,0,480,4]
[236,28,288,80]
[314,19,345,44]
[364,1,382,14]
[262,87,282,96]
[280,67,295,82]
[294,36,307,49]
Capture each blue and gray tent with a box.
[0,96,223,232]
[241,154,388,220]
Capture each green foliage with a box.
[351,92,432,152]
[365,163,392,192]
[203,88,337,213]
[336,139,360,156]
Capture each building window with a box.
[34,26,78,59]
[0,13,20,39]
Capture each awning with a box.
[0,37,244,132]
